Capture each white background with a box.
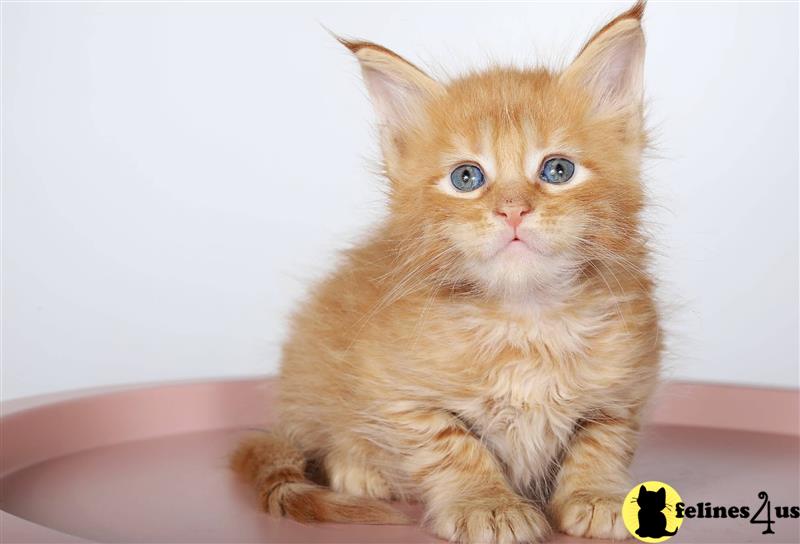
[3,2,798,400]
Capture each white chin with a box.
[493,240,540,266]
[472,249,574,296]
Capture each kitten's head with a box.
[637,485,667,510]
[344,2,648,299]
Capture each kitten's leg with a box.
[404,411,550,544]
[548,414,637,540]
[325,438,395,500]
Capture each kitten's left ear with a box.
[562,1,646,115]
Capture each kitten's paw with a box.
[327,461,393,500]
[551,494,630,540]
[430,496,550,543]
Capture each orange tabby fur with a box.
[231,2,660,542]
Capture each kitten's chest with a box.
[455,302,609,393]
[453,308,610,493]
[458,359,589,495]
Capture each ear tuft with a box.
[336,37,407,61]
[627,0,646,21]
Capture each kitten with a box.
[635,486,678,538]
[231,1,661,542]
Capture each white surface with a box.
[2,2,798,400]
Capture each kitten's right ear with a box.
[562,1,646,116]
[338,38,444,149]
[639,485,647,495]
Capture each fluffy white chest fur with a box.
[449,301,614,495]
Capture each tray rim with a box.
[1,377,797,543]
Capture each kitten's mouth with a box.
[509,231,531,246]
[501,237,532,253]
[496,234,553,257]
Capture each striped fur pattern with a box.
[232,2,660,542]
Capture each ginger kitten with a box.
[232,2,661,542]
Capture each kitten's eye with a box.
[539,157,575,184]
[450,164,485,192]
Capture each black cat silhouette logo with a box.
[622,481,684,542]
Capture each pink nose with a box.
[495,205,531,228]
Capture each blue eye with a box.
[539,157,575,184]
[450,164,485,192]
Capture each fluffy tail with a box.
[230,431,409,525]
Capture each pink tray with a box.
[1,378,798,543]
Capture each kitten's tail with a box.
[230,431,410,525]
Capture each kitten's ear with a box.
[657,487,666,500]
[338,38,444,153]
[562,1,646,115]
[639,485,648,495]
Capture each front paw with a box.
[327,462,394,500]
[430,496,551,544]
[551,494,629,540]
